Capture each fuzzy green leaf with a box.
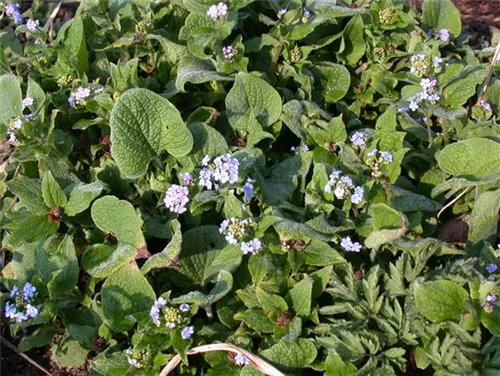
[82,243,137,278]
[172,270,233,306]
[110,88,193,179]
[415,280,469,322]
[0,74,22,121]
[260,339,318,369]
[142,220,183,274]
[42,171,67,209]
[64,181,105,216]
[422,0,462,37]
[288,277,313,317]
[7,176,47,214]
[468,189,500,244]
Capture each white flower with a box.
[340,236,362,252]
[439,28,450,42]
[26,18,39,32]
[22,97,34,109]
[234,353,250,366]
[351,186,364,204]
[181,326,194,339]
[240,238,262,254]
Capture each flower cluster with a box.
[350,131,368,148]
[222,45,237,60]
[198,154,239,190]
[68,86,104,107]
[366,149,393,179]
[26,18,39,32]
[378,7,393,24]
[340,236,362,253]
[472,99,493,120]
[410,54,429,78]
[5,3,23,24]
[324,171,364,204]
[164,184,189,214]
[207,2,228,20]
[409,77,440,112]
[7,117,23,143]
[290,46,302,62]
[179,172,194,185]
[219,217,262,254]
[483,287,499,313]
[4,282,40,323]
[150,298,193,338]
[124,348,147,369]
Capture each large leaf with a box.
[422,0,462,37]
[176,58,233,92]
[91,196,145,249]
[56,16,89,74]
[342,15,365,65]
[101,262,155,332]
[415,280,468,322]
[288,277,313,317]
[436,138,500,181]
[226,72,282,129]
[468,189,500,244]
[51,335,89,368]
[442,66,487,108]
[0,74,22,121]
[110,88,193,179]
[260,339,318,369]
[7,176,47,214]
[311,64,351,103]
[176,226,242,286]
[82,243,137,278]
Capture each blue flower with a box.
[5,3,23,24]
[242,181,254,201]
[240,238,262,255]
[26,18,39,32]
[9,285,19,298]
[22,282,36,300]
[350,131,368,148]
[439,28,450,42]
[486,294,497,303]
[4,302,17,319]
[340,236,362,253]
[179,303,190,312]
[181,326,194,339]
[486,263,498,274]
[164,184,189,214]
[234,353,250,366]
[351,186,364,204]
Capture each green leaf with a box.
[376,106,397,131]
[234,309,275,333]
[188,123,229,161]
[422,0,462,37]
[7,215,58,247]
[226,72,282,129]
[62,308,101,349]
[0,242,37,282]
[172,270,233,306]
[415,280,469,322]
[18,327,58,352]
[51,335,89,368]
[304,240,345,266]
[7,176,48,214]
[325,351,357,376]
[342,15,365,65]
[311,64,351,103]
[56,16,89,74]
[64,181,105,216]
[176,58,233,92]
[42,171,67,209]
[35,235,79,296]
[101,262,155,332]
[436,138,500,181]
[142,220,183,274]
[0,74,22,121]
[91,196,145,249]
[288,277,313,317]
[260,338,318,369]
[371,203,405,229]
[468,189,500,244]
[442,66,487,108]
[308,116,347,146]
[364,228,407,249]
[110,88,193,179]
[82,243,136,278]
[389,186,442,213]
[481,310,500,336]
[256,287,288,316]
[176,226,242,286]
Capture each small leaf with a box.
[110,88,193,179]
[142,220,183,274]
[172,270,233,306]
[7,176,47,214]
[101,262,155,332]
[260,338,318,369]
[82,243,137,278]
[91,196,145,249]
[288,277,313,317]
[415,280,469,322]
[64,181,105,216]
[42,171,67,209]
[0,74,22,121]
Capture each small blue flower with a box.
[26,18,39,32]
[350,131,367,148]
[9,285,19,298]
[179,303,190,312]
[351,186,364,204]
[486,294,497,303]
[243,181,254,201]
[4,302,17,319]
[181,326,194,339]
[486,263,498,274]
[234,353,250,366]
[5,3,23,24]
[340,236,362,253]
[22,282,36,300]
[180,172,193,185]
[240,238,262,255]
[164,184,189,214]
[439,28,450,42]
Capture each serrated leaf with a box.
[110,88,193,179]
[288,277,313,317]
[101,262,155,332]
[42,171,67,209]
[82,243,136,278]
[142,220,183,274]
[422,0,462,37]
[172,270,233,306]
[64,181,105,216]
[91,196,145,249]
[176,226,242,286]
[260,338,318,369]
[436,138,500,181]
[7,176,47,214]
[226,72,282,129]
[415,280,469,322]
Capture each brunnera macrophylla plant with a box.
[0,0,500,375]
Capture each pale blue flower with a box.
[26,18,39,31]
[179,303,190,312]
[341,236,362,253]
[181,326,194,339]
[164,184,189,214]
[23,282,36,300]
[240,238,262,254]
[351,186,364,204]
[9,285,19,298]
[486,294,497,302]
[5,3,23,24]
[222,45,237,60]
[486,263,498,274]
[351,131,367,147]
[439,28,450,42]
[243,181,254,201]
[234,353,250,366]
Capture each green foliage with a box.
[0,0,499,374]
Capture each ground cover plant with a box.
[1,0,500,375]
